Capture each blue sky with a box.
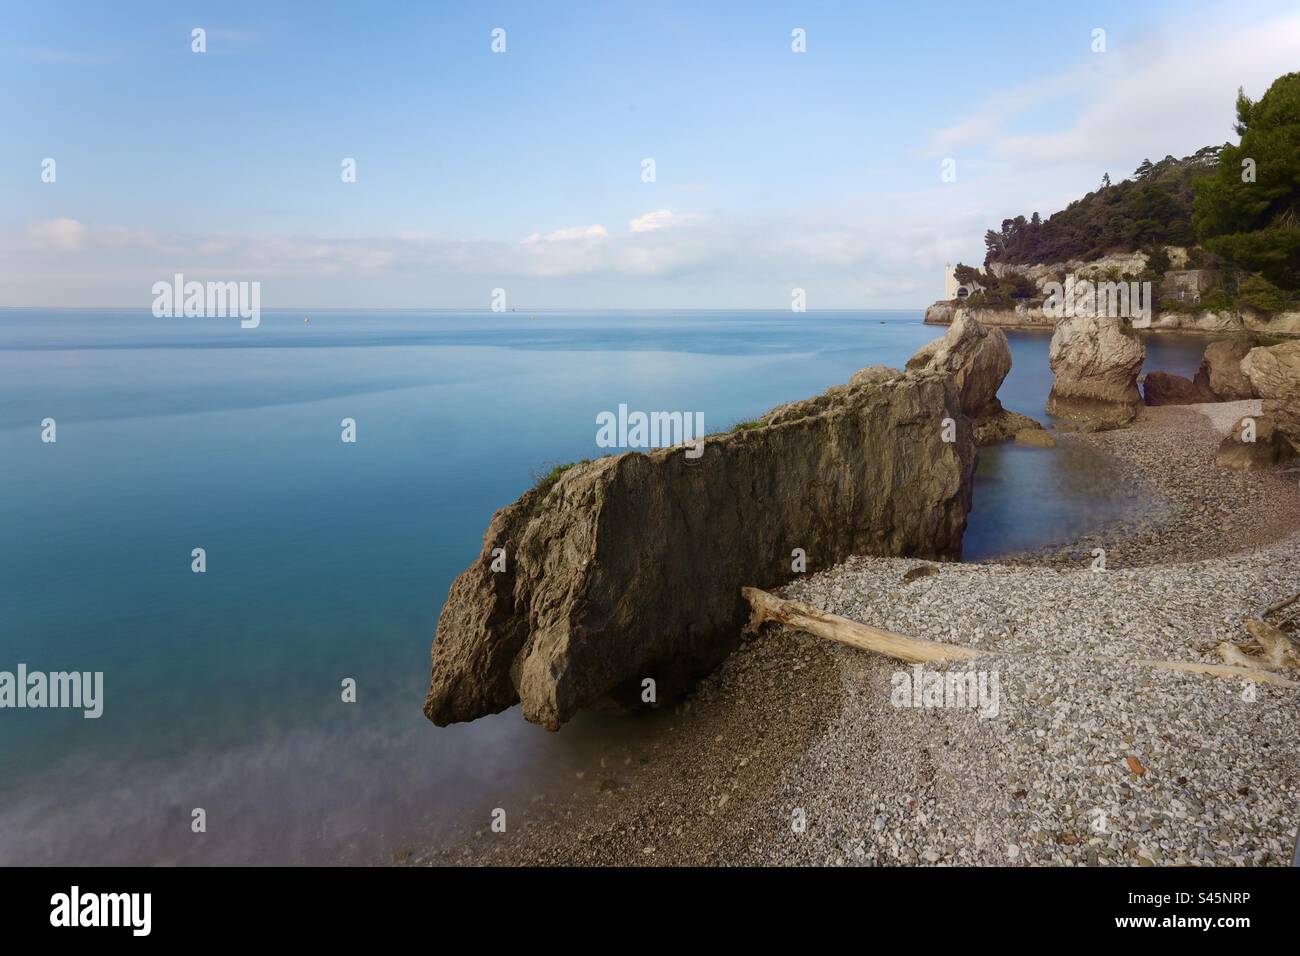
[2,0,1298,308]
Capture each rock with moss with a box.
[1014,427,1057,448]
[424,370,975,730]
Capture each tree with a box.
[1194,72,1300,290]
[982,229,1004,265]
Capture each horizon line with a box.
[0,305,930,314]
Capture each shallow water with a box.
[0,310,1218,863]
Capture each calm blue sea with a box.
[0,309,1209,864]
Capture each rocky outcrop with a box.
[906,312,1009,417]
[1194,339,1256,401]
[1216,414,1297,470]
[923,303,1053,329]
[1047,314,1146,430]
[927,306,1300,337]
[1242,340,1300,455]
[1152,309,1300,336]
[922,302,957,326]
[973,410,1048,445]
[424,370,976,730]
[1142,371,1216,406]
[989,250,1151,283]
[1015,427,1057,448]
[847,364,903,387]
[906,312,1047,445]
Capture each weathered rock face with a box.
[1194,339,1256,400]
[906,311,1010,418]
[1242,340,1300,455]
[923,303,1053,330]
[1046,314,1146,429]
[1142,371,1216,406]
[1216,414,1297,470]
[424,371,976,730]
[906,311,1047,445]
[922,302,957,326]
[847,364,903,387]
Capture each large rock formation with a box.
[906,311,1009,417]
[905,311,1046,444]
[1046,315,1146,429]
[1242,340,1300,455]
[1142,371,1216,406]
[1216,414,1296,470]
[1194,339,1256,400]
[424,371,976,730]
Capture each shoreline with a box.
[419,402,1300,867]
[924,316,1300,338]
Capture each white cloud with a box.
[931,11,1300,173]
[27,218,87,251]
[522,224,608,244]
[629,209,691,233]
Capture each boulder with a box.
[1015,428,1057,448]
[424,371,976,730]
[1046,314,1146,429]
[973,410,1047,445]
[1142,371,1216,406]
[907,311,1034,444]
[1193,339,1256,400]
[848,364,903,387]
[1216,414,1297,470]
[1242,340,1300,455]
[906,311,1010,418]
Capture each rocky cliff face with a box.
[1047,315,1146,429]
[925,303,1300,336]
[424,370,976,730]
[923,303,1053,329]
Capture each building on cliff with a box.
[944,263,982,302]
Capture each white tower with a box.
[944,263,958,300]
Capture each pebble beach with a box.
[424,402,1300,867]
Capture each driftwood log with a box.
[742,587,1300,690]
[1265,591,1300,617]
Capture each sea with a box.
[0,309,1213,863]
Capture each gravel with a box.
[1189,398,1262,436]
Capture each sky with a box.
[2,0,1298,310]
